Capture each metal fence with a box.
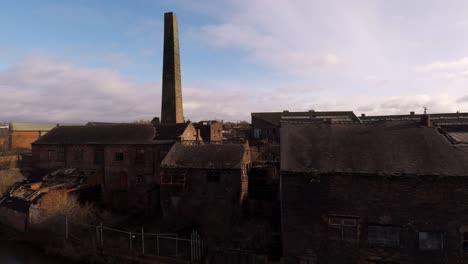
[33,215,203,262]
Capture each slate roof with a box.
[252,111,360,127]
[161,142,247,169]
[281,121,468,176]
[154,123,190,140]
[33,124,166,145]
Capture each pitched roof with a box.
[154,123,190,140]
[9,122,81,132]
[252,111,360,127]
[33,124,168,145]
[281,121,468,176]
[161,142,247,169]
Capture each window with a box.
[94,147,104,165]
[57,147,65,161]
[368,225,401,247]
[253,128,261,139]
[462,232,468,254]
[419,232,443,250]
[136,175,143,185]
[135,148,145,164]
[328,216,359,241]
[115,151,124,161]
[73,149,83,161]
[47,149,56,160]
[207,170,220,183]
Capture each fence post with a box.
[129,232,133,251]
[141,228,145,255]
[157,235,160,256]
[65,216,68,240]
[190,232,193,262]
[96,225,100,247]
[100,223,103,246]
[175,234,178,258]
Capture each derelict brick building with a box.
[32,123,199,209]
[160,142,250,241]
[280,117,468,264]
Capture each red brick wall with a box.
[281,172,468,264]
[32,143,168,210]
[10,131,41,150]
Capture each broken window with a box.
[368,225,401,247]
[94,147,104,165]
[136,175,143,185]
[135,148,145,164]
[419,232,443,250]
[253,128,261,139]
[207,170,221,183]
[115,151,124,161]
[328,216,359,241]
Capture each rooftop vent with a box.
[410,111,415,115]
[361,113,366,117]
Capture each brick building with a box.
[31,122,199,210]
[160,142,250,241]
[7,122,80,151]
[194,121,223,143]
[280,118,468,264]
[251,110,359,143]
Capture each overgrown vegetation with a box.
[0,170,24,197]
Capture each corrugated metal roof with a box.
[9,122,82,132]
[448,132,468,144]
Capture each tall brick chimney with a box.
[161,12,184,124]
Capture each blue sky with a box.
[1,0,468,122]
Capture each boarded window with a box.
[207,170,221,183]
[419,232,443,250]
[368,225,401,247]
[115,151,124,161]
[135,148,145,164]
[328,216,358,241]
[94,147,104,165]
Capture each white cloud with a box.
[1,56,467,124]
[415,57,468,73]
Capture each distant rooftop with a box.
[9,122,82,132]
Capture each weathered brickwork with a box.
[32,143,171,210]
[9,131,42,150]
[281,172,468,264]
